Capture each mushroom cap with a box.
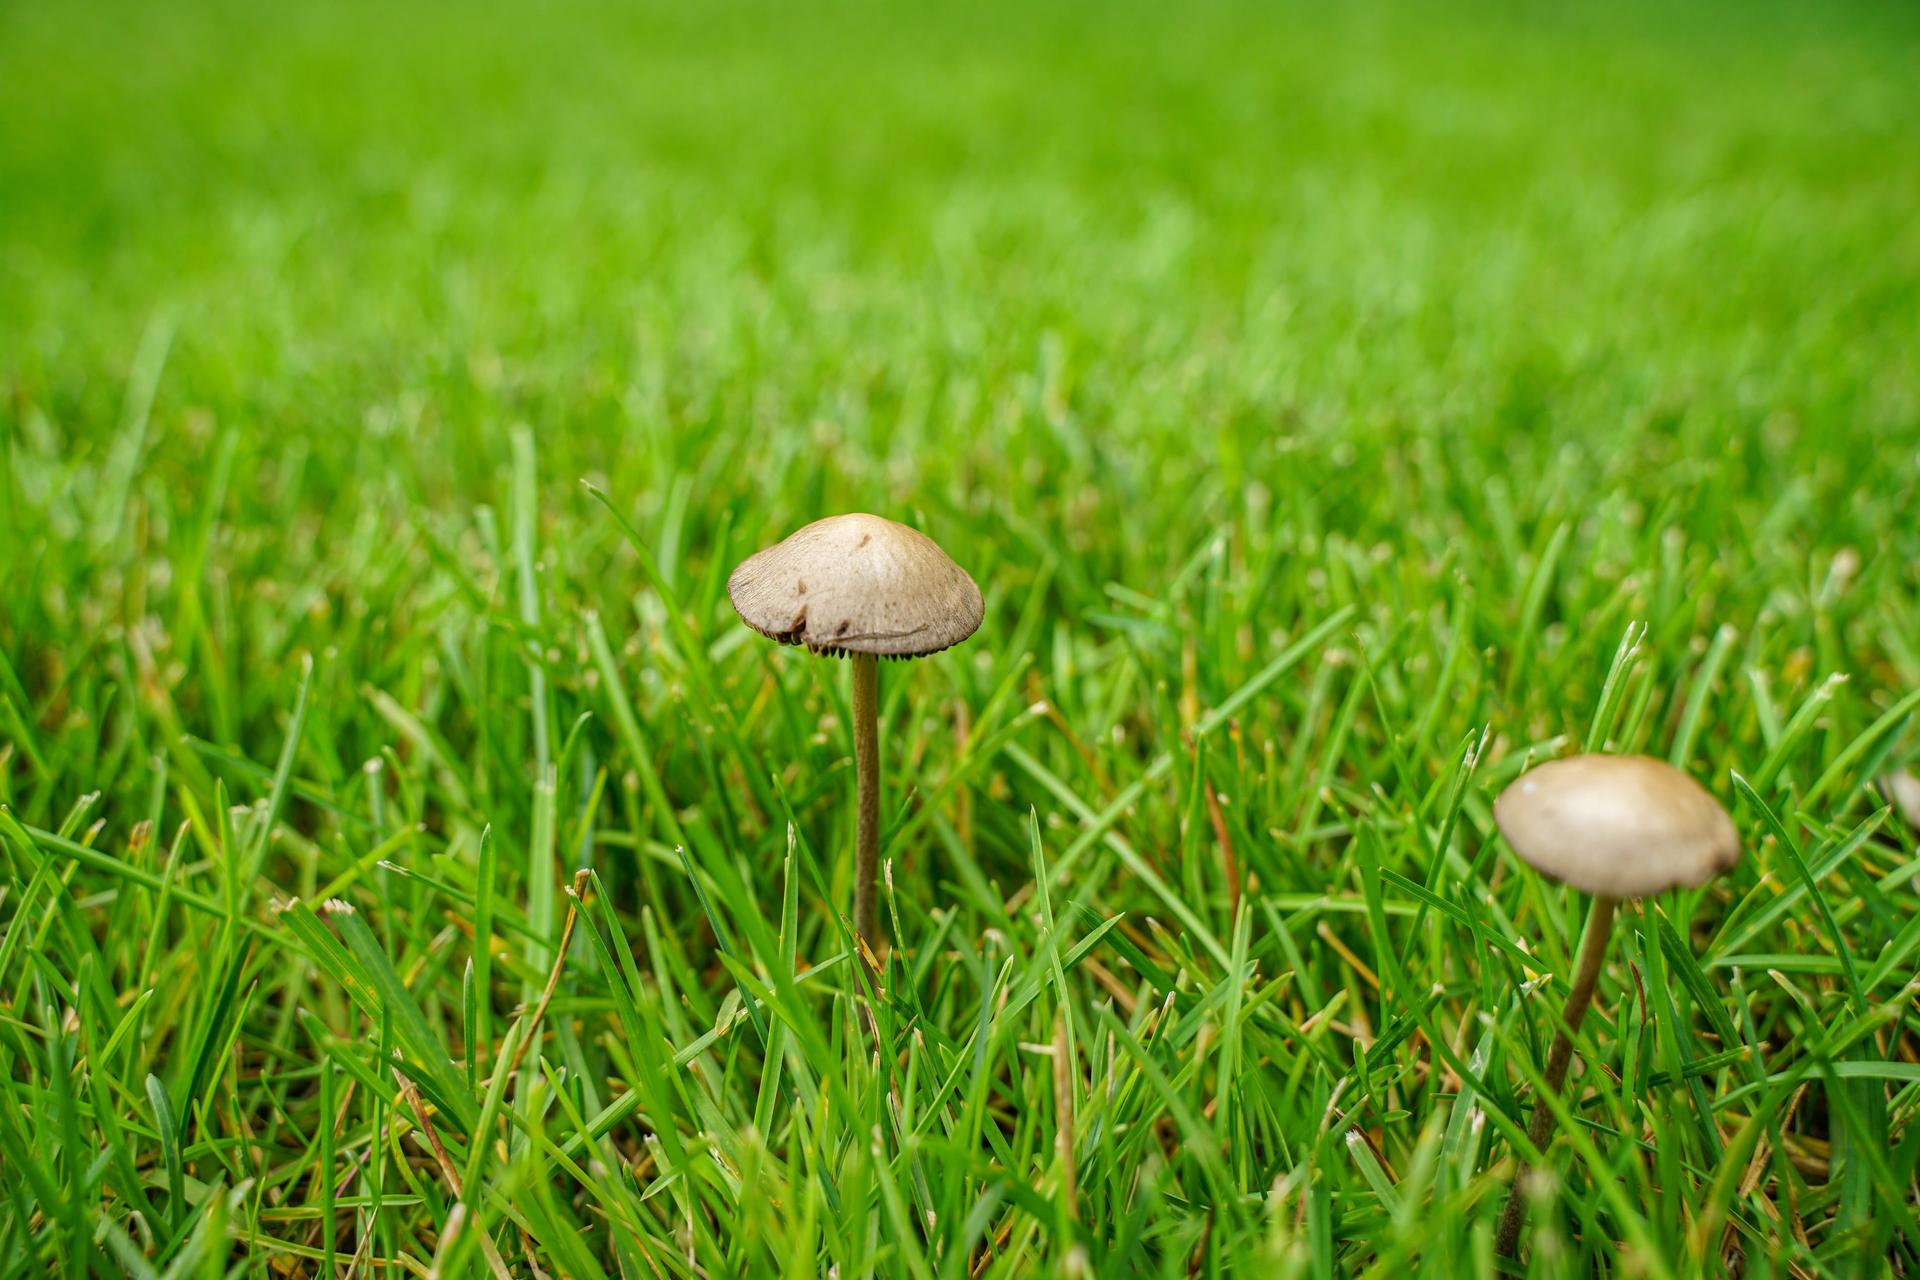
[1493,754,1739,898]
[727,513,983,659]
[1888,769,1920,831]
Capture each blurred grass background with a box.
[4,0,1920,1275]
[7,0,1918,701]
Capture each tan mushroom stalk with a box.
[728,513,982,954]
[1490,754,1739,1257]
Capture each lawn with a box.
[3,0,1920,1274]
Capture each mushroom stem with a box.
[1495,894,1617,1258]
[851,651,882,955]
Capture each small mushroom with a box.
[1886,769,1920,831]
[729,513,983,955]
[1490,753,1739,1257]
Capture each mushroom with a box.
[728,513,983,955]
[1489,753,1739,1257]
[1886,769,1920,831]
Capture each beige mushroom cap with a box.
[727,513,983,659]
[1888,769,1920,831]
[1494,754,1739,897]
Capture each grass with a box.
[3,0,1920,1274]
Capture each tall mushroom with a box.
[728,513,983,955]
[1490,753,1739,1257]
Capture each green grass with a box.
[4,0,1920,1274]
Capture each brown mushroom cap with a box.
[727,513,983,658]
[1493,754,1739,897]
